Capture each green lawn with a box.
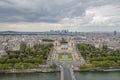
[58,53,73,61]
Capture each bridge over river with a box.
[60,63,76,80]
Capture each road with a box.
[63,65,72,80]
[61,63,76,80]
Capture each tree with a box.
[14,63,24,69]
[50,64,57,69]
[20,43,27,53]
[0,58,6,64]
[79,64,95,69]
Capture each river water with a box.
[0,72,60,80]
[75,71,120,80]
[0,71,120,80]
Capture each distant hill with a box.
[0,31,46,35]
[0,31,119,35]
[0,31,22,35]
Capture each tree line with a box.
[0,43,53,69]
[77,43,120,68]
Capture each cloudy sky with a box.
[0,0,120,32]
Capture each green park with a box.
[77,43,120,69]
[0,43,53,69]
[58,53,73,61]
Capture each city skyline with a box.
[0,0,120,32]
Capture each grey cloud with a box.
[0,0,119,23]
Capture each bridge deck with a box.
[61,64,76,80]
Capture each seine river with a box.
[75,71,120,80]
[0,71,120,80]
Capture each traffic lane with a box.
[63,67,72,80]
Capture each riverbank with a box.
[74,67,120,72]
[0,68,60,73]
[1,66,120,73]
[79,68,120,72]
